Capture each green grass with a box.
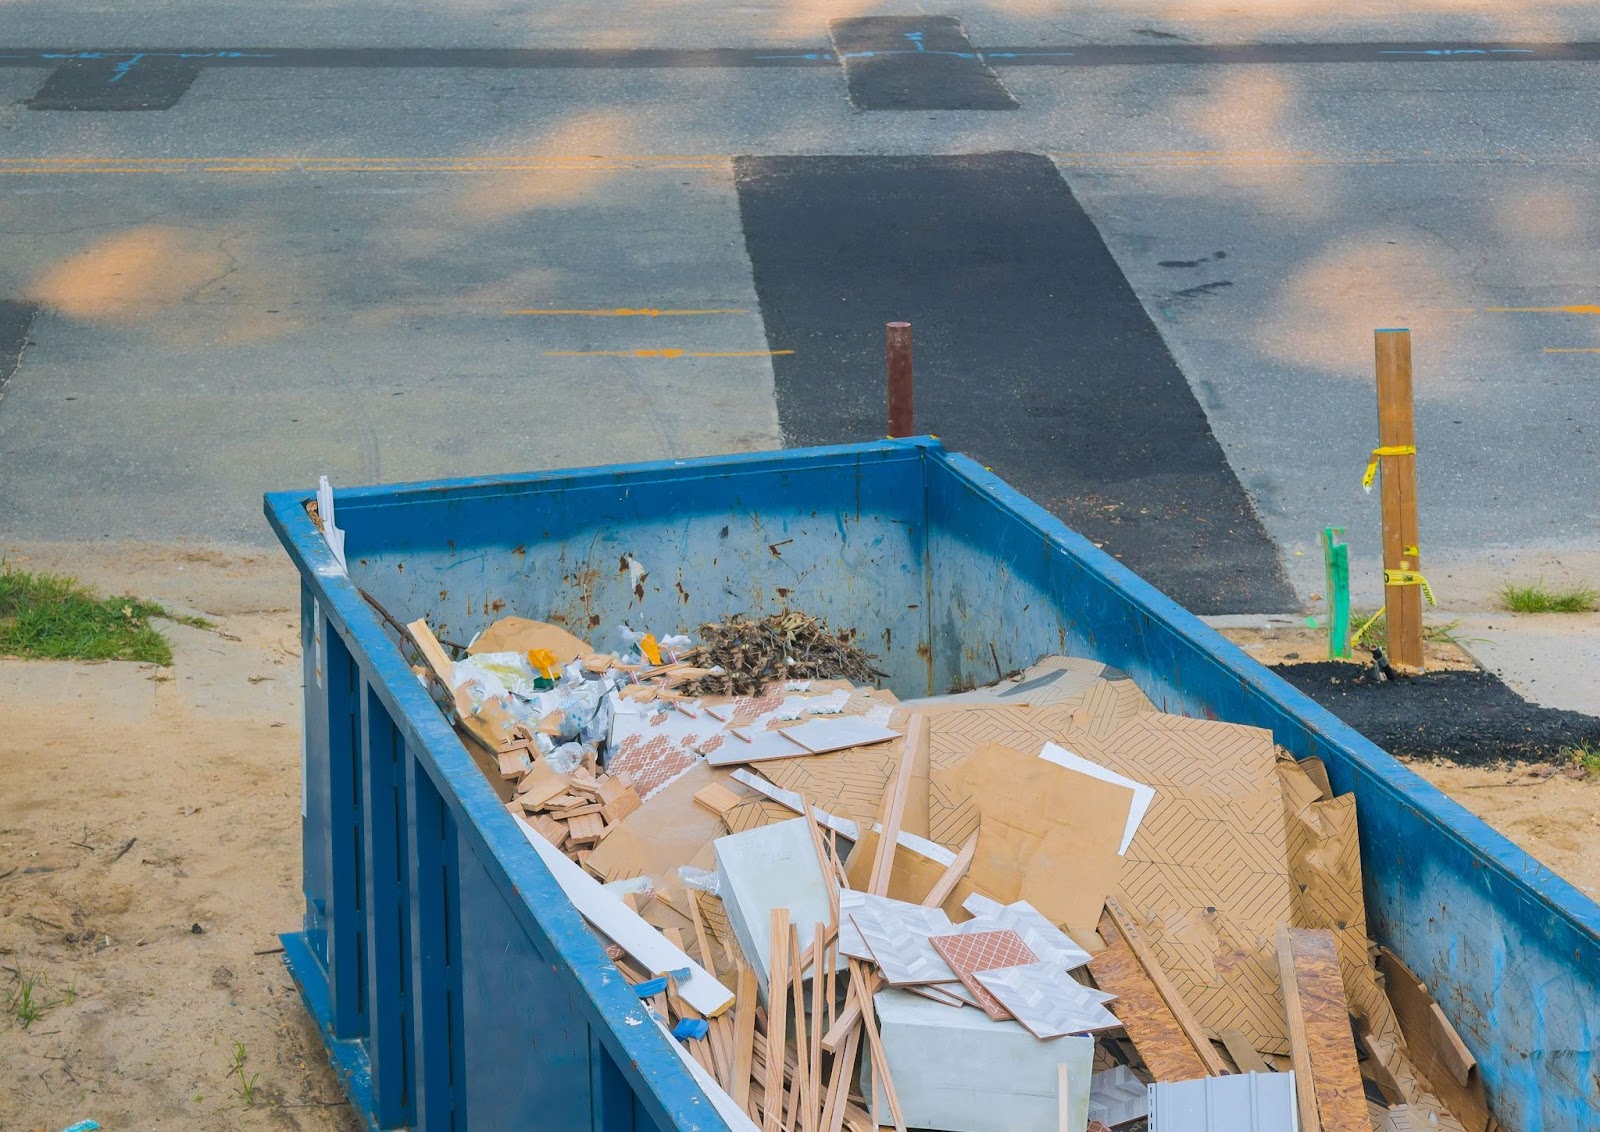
[1349,610,1470,652]
[0,567,208,665]
[227,1040,260,1106]
[6,970,53,1028]
[1498,579,1599,614]
[1566,743,1600,776]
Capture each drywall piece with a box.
[972,962,1120,1038]
[714,818,845,999]
[704,727,810,766]
[782,716,902,754]
[1278,926,1368,1132]
[512,814,733,1016]
[731,768,861,839]
[1038,741,1154,855]
[1087,1066,1148,1127]
[869,987,1094,1132]
[851,902,959,986]
[953,899,1093,972]
[928,930,1038,1020]
[1146,1071,1300,1132]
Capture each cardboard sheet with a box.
[467,616,594,661]
[1039,741,1154,855]
[584,761,745,900]
[759,744,900,828]
[935,741,1131,939]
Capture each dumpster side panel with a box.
[926,451,1600,1132]
[330,446,931,691]
[300,584,332,968]
[269,490,736,1132]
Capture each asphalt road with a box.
[2,1,1598,612]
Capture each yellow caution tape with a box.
[1350,606,1386,646]
[1384,569,1437,606]
[1362,445,1416,493]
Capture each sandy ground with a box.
[0,544,356,1132]
[1,543,1594,1130]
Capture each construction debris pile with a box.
[394,607,1498,1132]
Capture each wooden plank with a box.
[1374,328,1423,669]
[406,617,455,684]
[789,923,814,1132]
[696,782,747,816]
[850,958,905,1132]
[1057,1063,1071,1132]
[1089,927,1211,1083]
[868,714,922,896]
[1276,924,1321,1132]
[919,830,978,909]
[688,885,720,977]
[763,909,791,1132]
[821,1016,861,1132]
[1101,900,1229,1076]
[1281,925,1369,1132]
[809,921,826,1132]
[1220,1029,1272,1074]
[732,962,760,1116]
[512,813,733,1015]
[1377,947,1493,1132]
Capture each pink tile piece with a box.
[928,929,1038,1020]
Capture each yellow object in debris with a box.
[639,634,663,666]
[527,648,560,680]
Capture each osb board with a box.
[1280,757,1402,1043]
[1088,934,1211,1082]
[1285,927,1369,1132]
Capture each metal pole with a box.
[1375,328,1423,670]
[886,322,913,437]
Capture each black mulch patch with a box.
[1271,661,1600,767]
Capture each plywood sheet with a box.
[1283,927,1369,1132]
[1088,933,1212,1083]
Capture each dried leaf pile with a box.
[679,612,883,697]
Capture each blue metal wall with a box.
[270,438,1599,1132]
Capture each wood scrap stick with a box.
[809,921,826,1132]
[850,958,905,1132]
[405,617,455,683]
[868,713,923,896]
[1103,898,1229,1076]
[733,962,760,1117]
[764,910,791,1132]
[920,829,978,908]
[821,1012,861,1132]
[708,1012,734,1089]
[1277,924,1321,1132]
[688,888,719,979]
[805,801,840,926]
[788,923,812,1132]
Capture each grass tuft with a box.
[1498,579,1599,614]
[0,567,188,665]
[1349,610,1470,652]
[1565,743,1600,776]
[6,970,54,1028]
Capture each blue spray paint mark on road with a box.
[36,49,273,83]
[1379,48,1536,56]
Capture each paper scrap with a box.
[1040,741,1154,855]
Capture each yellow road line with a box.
[0,155,730,176]
[509,308,748,317]
[1488,305,1600,315]
[1542,347,1600,353]
[544,348,792,359]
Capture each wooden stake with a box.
[789,924,813,1132]
[764,910,791,1132]
[1375,328,1423,670]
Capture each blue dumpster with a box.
[266,437,1598,1132]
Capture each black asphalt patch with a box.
[1273,661,1600,765]
[734,152,1296,615]
[828,17,1017,110]
[0,301,37,404]
[28,56,201,110]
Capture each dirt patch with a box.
[1271,660,1600,766]
[0,548,355,1132]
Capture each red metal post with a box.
[886,321,913,437]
